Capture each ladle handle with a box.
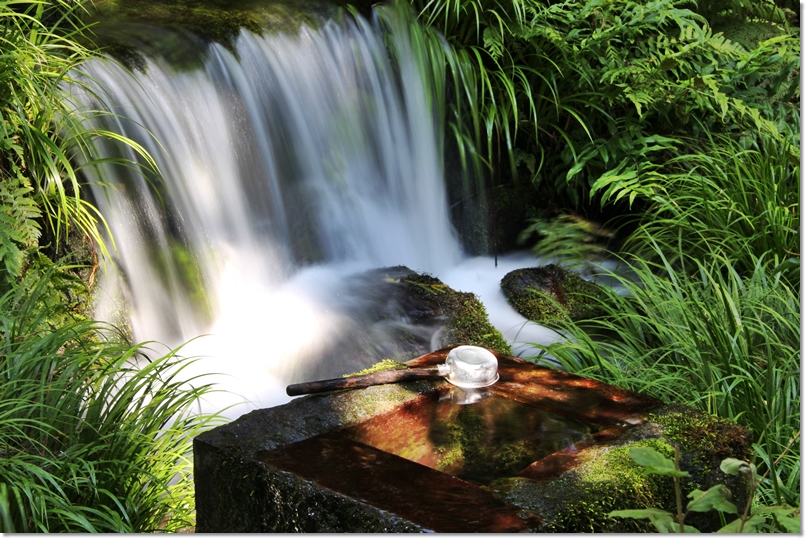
[286,366,441,396]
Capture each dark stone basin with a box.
[194,346,752,533]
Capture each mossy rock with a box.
[196,354,753,532]
[492,437,677,533]
[388,267,511,355]
[500,264,608,324]
[490,403,754,533]
[82,0,376,71]
[293,266,510,381]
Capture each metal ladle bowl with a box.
[286,345,499,396]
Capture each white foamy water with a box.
[75,8,566,420]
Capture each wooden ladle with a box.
[286,345,499,396]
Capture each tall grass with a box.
[592,134,800,284]
[0,0,223,531]
[0,264,223,532]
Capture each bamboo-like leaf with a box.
[627,446,690,477]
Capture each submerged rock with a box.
[500,264,608,324]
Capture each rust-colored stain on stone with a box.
[258,430,542,533]
[516,425,630,481]
[196,347,750,532]
[342,386,594,485]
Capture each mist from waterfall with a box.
[75,7,557,419]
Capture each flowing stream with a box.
[76,8,564,419]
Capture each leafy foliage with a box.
[519,213,614,269]
[0,265,224,532]
[594,133,799,283]
[409,0,798,216]
[0,0,224,532]
[529,251,800,508]
[0,0,157,289]
[610,446,800,532]
[0,173,41,278]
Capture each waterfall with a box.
[75,8,477,417]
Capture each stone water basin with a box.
[194,346,752,533]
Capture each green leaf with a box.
[719,458,750,476]
[686,485,738,514]
[659,57,678,70]
[628,447,690,477]
[754,506,801,533]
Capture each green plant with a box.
[0,0,157,290]
[518,213,614,269]
[409,0,798,212]
[0,264,224,532]
[592,133,799,284]
[609,446,800,532]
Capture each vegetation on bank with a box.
[0,0,221,531]
[404,0,799,521]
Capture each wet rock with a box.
[272,265,511,384]
[195,348,752,532]
[500,264,608,324]
[329,266,511,364]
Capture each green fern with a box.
[0,173,41,277]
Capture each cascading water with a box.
[75,7,561,419]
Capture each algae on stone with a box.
[342,359,408,378]
[490,404,754,533]
[400,271,512,355]
[491,438,677,533]
[500,264,608,325]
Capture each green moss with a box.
[342,359,408,378]
[446,298,513,354]
[400,272,512,355]
[492,438,677,532]
[153,240,213,324]
[500,265,609,325]
[649,406,754,473]
[552,439,676,532]
[83,0,342,71]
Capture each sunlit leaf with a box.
[628,447,690,477]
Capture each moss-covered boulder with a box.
[399,271,512,355]
[500,264,608,324]
[349,265,512,356]
[292,266,510,382]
